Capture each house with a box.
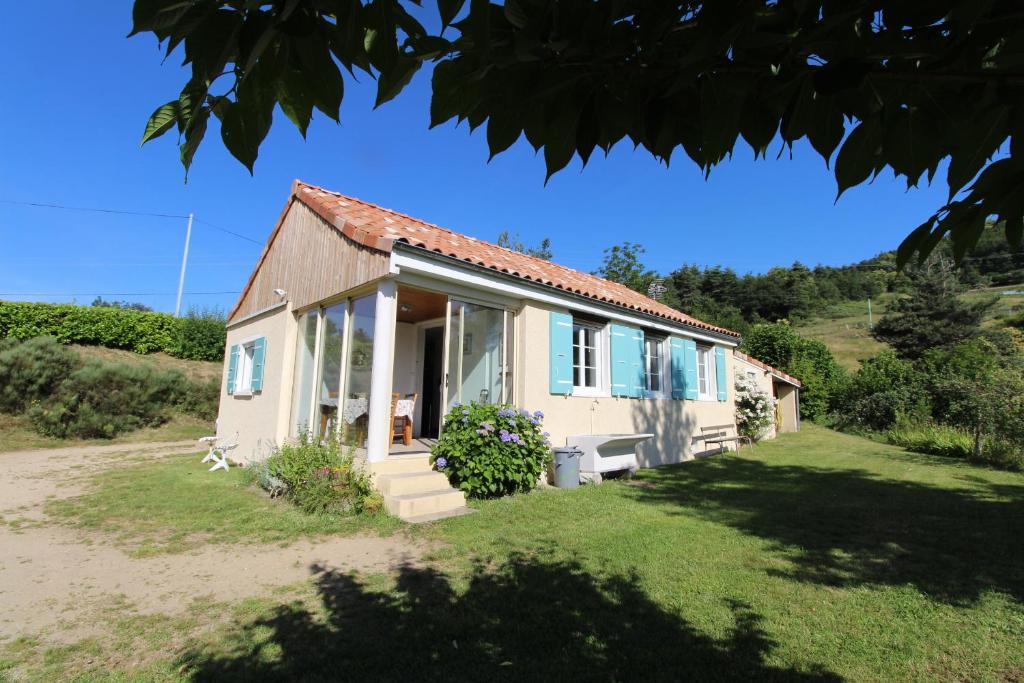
[732,351,802,438]
[217,180,755,517]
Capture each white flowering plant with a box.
[734,373,777,442]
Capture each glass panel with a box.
[316,303,346,439]
[342,295,376,447]
[447,300,504,408]
[289,312,318,436]
[503,311,514,403]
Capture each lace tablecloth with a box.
[340,398,414,424]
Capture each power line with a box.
[1,198,264,245]
[0,199,187,220]
[193,217,264,245]
[0,291,240,297]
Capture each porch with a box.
[288,280,514,463]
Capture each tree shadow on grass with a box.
[625,456,1024,605]
[180,554,840,682]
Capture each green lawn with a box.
[7,426,1024,681]
[45,452,402,556]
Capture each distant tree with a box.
[496,230,553,260]
[742,322,846,421]
[91,296,153,312]
[872,259,995,359]
[595,242,683,310]
[595,243,654,293]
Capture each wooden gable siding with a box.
[231,200,391,320]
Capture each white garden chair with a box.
[199,433,238,473]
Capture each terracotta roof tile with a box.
[293,180,740,338]
[733,351,802,387]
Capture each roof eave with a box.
[393,242,741,343]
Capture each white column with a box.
[365,279,398,462]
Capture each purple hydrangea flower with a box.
[435,457,447,470]
[533,410,544,419]
[499,429,512,442]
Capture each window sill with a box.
[572,387,608,398]
[233,391,253,398]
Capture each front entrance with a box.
[420,326,444,438]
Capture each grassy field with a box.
[0,412,212,453]
[44,452,402,556]
[4,426,1023,681]
[795,285,1024,370]
[0,344,221,453]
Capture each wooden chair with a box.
[390,392,418,446]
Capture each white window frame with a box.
[695,344,717,401]
[643,335,670,399]
[233,336,260,397]
[572,319,607,397]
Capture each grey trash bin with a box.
[553,446,582,489]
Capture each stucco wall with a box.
[216,305,293,463]
[515,301,739,468]
[733,354,777,441]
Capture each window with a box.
[236,341,256,394]
[644,336,667,396]
[572,321,602,392]
[696,344,716,401]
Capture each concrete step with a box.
[403,506,477,524]
[377,470,451,496]
[384,488,466,519]
[369,454,433,477]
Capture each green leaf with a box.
[437,0,464,29]
[276,70,315,138]
[140,101,180,145]
[179,106,210,174]
[946,105,1009,199]
[129,0,189,37]
[834,117,882,199]
[486,107,522,160]
[220,97,273,174]
[375,58,421,108]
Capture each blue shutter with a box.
[250,337,267,392]
[670,337,686,399]
[549,311,573,395]
[611,324,644,398]
[630,328,645,398]
[715,346,728,401]
[226,344,239,395]
[683,339,699,400]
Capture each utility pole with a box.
[175,213,194,317]
[867,296,873,328]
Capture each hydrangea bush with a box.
[734,374,777,442]
[431,402,552,499]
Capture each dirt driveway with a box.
[0,441,424,643]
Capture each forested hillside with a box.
[594,223,1024,338]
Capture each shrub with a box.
[0,336,80,413]
[734,374,775,441]
[0,301,225,361]
[886,422,974,459]
[431,402,552,499]
[27,361,191,438]
[176,376,220,420]
[258,435,379,515]
[165,307,226,361]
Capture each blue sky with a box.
[0,2,951,315]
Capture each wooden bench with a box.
[699,424,752,455]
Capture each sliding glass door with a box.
[341,295,376,447]
[445,300,509,412]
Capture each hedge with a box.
[0,301,225,361]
